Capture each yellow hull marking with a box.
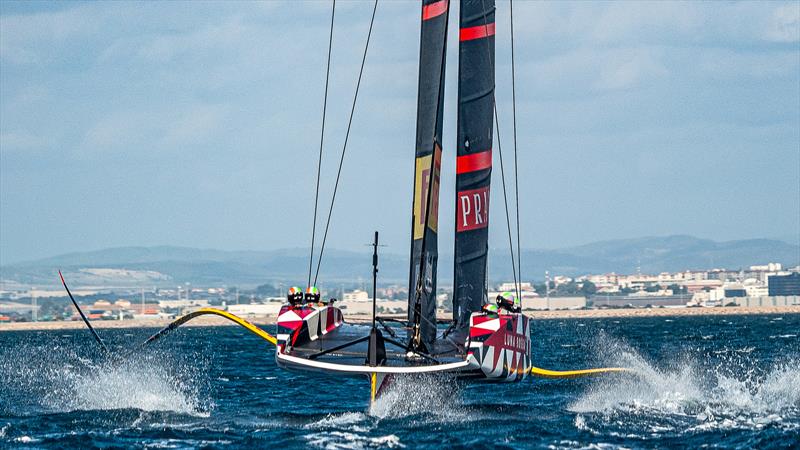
[146,307,277,346]
[530,366,628,378]
[370,372,378,404]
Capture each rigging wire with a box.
[478,0,519,300]
[314,0,379,286]
[494,103,519,301]
[308,0,336,289]
[509,0,522,300]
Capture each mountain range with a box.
[1,235,797,288]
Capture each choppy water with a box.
[1,314,799,449]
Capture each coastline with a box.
[1,305,799,332]
[528,305,800,320]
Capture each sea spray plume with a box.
[0,339,213,416]
[53,349,213,415]
[368,374,464,422]
[570,334,800,434]
[570,337,702,415]
[711,360,800,415]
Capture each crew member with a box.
[496,292,521,313]
[305,286,321,307]
[287,286,304,306]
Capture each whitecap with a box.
[305,430,404,449]
[304,412,369,431]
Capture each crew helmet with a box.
[305,286,321,303]
[481,303,499,315]
[287,286,304,305]
[496,291,519,312]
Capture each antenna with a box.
[366,231,386,367]
[371,231,379,329]
[31,287,37,322]
[545,270,550,310]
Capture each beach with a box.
[2,305,799,332]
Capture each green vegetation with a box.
[533,280,596,297]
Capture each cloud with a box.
[1,1,797,262]
[519,46,667,97]
[80,103,229,156]
[0,5,98,65]
[510,1,799,48]
[765,3,800,42]
[694,48,800,80]
[134,16,249,64]
[593,48,668,91]
[0,131,52,152]
[588,1,702,44]
[158,104,229,149]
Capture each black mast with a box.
[407,0,449,352]
[452,0,495,339]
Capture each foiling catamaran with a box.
[59,0,626,405]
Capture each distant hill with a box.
[504,235,800,280]
[1,246,409,288]
[1,236,797,288]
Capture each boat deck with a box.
[279,321,472,374]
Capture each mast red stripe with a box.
[422,0,448,21]
[456,150,492,174]
[460,23,495,41]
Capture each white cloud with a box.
[81,111,150,152]
[135,16,249,64]
[158,104,229,149]
[694,48,800,80]
[765,3,800,42]
[520,46,667,96]
[0,131,52,152]
[588,1,702,44]
[80,103,228,156]
[594,48,668,91]
[0,5,99,65]
[509,1,799,48]
[1,1,797,260]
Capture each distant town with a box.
[1,262,798,324]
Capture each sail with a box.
[408,0,449,351]
[452,0,495,336]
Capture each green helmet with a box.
[482,303,499,315]
[305,286,320,303]
[497,292,519,312]
[288,286,304,304]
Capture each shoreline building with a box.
[768,272,800,296]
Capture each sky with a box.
[1,0,799,265]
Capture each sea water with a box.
[1,315,798,449]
